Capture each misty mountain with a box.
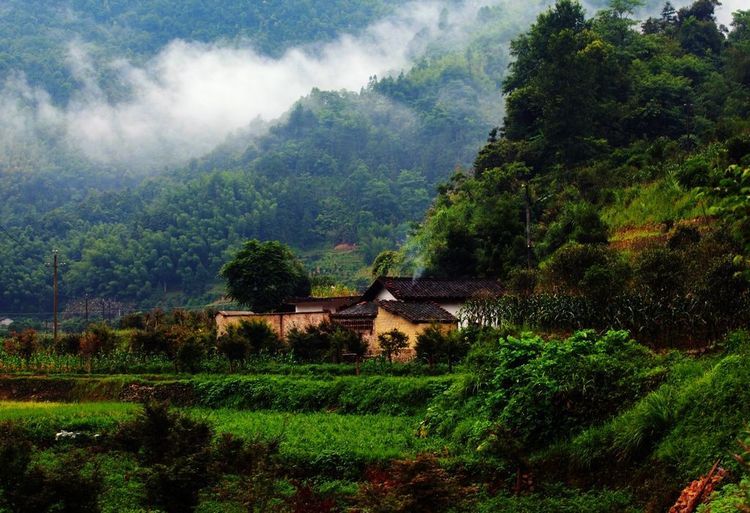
[0,0,733,314]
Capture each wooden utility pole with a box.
[52,250,59,342]
[47,250,66,342]
[524,182,532,270]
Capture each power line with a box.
[0,221,23,245]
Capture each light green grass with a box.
[602,178,707,229]
[187,408,444,464]
[0,400,137,438]
[0,401,446,476]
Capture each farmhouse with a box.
[331,277,504,358]
[360,276,504,317]
[216,277,503,360]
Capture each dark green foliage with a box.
[411,0,750,288]
[425,330,660,452]
[544,243,630,301]
[143,451,214,513]
[489,331,657,445]
[0,422,103,512]
[416,326,469,371]
[537,201,609,257]
[476,489,639,513]
[378,329,410,363]
[633,247,686,299]
[216,319,280,367]
[288,321,364,363]
[415,326,447,368]
[174,336,206,374]
[55,332,82,355]
[414,165,527,278]
[115,403,216,512]
[115,402,213,465]
[130,329,171,355]
[216,332,250,368]
[194,375,455,416]
[561,331,750,486]
[371,250,402,277]
[221,240,311,312]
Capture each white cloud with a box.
[1,0,529,170]
[5,0,741,171]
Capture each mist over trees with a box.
[0,0,747,315]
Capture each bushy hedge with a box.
[424,330,663,452]
[194,375,457,415]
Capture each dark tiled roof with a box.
[332,301,378,318]
[362,277,504,301]
[377,301,456,323]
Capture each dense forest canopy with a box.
[404,0,750,281]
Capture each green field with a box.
[191,408,442,465]
[0,400,442,469]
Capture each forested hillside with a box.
[402,0,749,285]
[1,0,744,318]
[0,0,545,314]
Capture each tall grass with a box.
[564,341,750,481]
[601,177,706,229]
[187,407,445,477]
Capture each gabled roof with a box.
[332,301,378,318]
[376,301,456,323]
[362,276,504,302]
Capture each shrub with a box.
[415,326,446,368]
[175,336,206,373]
[129,329,171,355]
[667,225,701,250]
[544,243,629,300]
[416,327,468,371]
[119,312,146,330]
[3,329,38,363]
[378,329,409,363]
[537,201,609,257]
[426,330,660,453]
[114,402,213,465]
[288,321,365,363]
[0,422,102,512]
[79,323,117,357]
[55,332,82,355]
[144,451,214,513]
[231,320,281,355]
[355,455,475,513]
[506,268,537,296]
[633,247,687,300]
[329,326,367,363]
[216,331,250,370]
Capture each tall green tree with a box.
[220,240,311,312]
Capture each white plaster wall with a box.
[438,302,463,317]
[376,289,397,301]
